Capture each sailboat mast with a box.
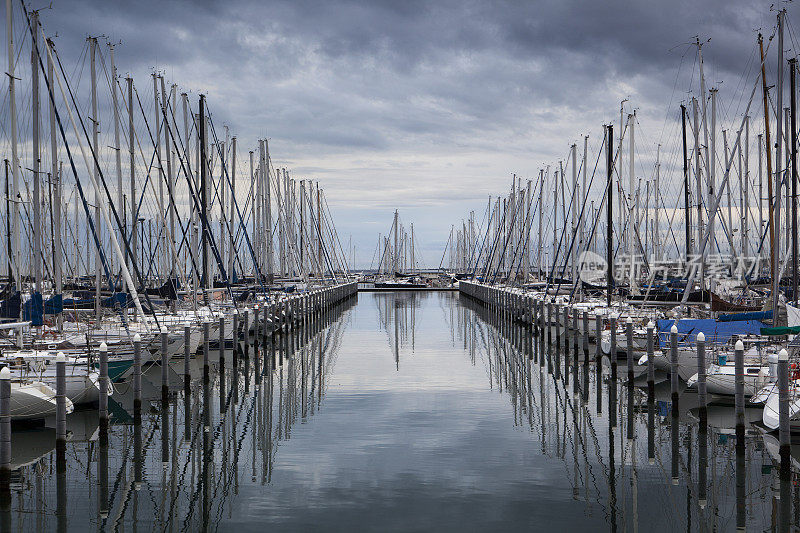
[229,136,236,281]
[537,171,543,277]
[199,95,209,293]
[655,143,661,259]
[265,141,273,283]
[693,98,703,274]
[47,38,62,330]
[571,144,577,288]
[606,124,614,307]
[582,135,588,261]
[129,79,137,277]
[681,104,690,258]
[773,12,785,322]
[90,37,101,319]
[109,44,124,262]
[628,113,635,291]
[31,11,42,296]
[709,88,717,260]
[743,115,749,259]
[790,57,798,303]
[6,0,20,293]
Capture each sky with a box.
[7,0,797,269]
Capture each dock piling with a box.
[133,333,142,417]
[56,352,66,443]
[696,331,706,410]
[0,368,10,471]
[161,325,169,394]
[99,342,109,426]
[219,316,226,365]
[184,326,191,378]
[778,348,790,448]
[734,340,744,427]
[670,325,678,406]
[646,321,654,387]
[625,317,633,378]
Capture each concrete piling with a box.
[219,316,226,365]
[99,342,109,425]
[161,325,169,395]
[232,311,239,367]
[625,317,633,377]
[582,311,589,363]
[56,352,66,443]
[184,326,191,378]
[595,313,602,361]
[203,318,211,378]
[778,348,790,448]
[646,322,654,387]
[133,333,142,418]
[609,315,617,380]
[0,367,10,472]
[734,340,744,427]
[243,309,250,360]
[572,310,579,394]
[670,324,678,405]
[696,331,706,410]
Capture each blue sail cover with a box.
[44,294,63,315]
[656,318,765,348]
[717,310,772,322]
[0,291,21,319]
[23,292,44,326]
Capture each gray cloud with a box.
[10,0,794,266]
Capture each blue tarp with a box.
[44,294,63,315]
[23,292,43,326]
[656,318,766,348]
[717,310,772,322]
[0,291,21,319]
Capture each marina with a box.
[0,290,790,531]
[5,0,800,530]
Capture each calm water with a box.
[0,291,792,531]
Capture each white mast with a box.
[160,77,175,284]
[393,210,399,274]
[31,11,42,295]
[654,144,660,259]
[571,144,577,289]
[109,43,124,265]
[47,37,62,330]
[90,37,101,321]
[256,142,263,274]
[523,179,531,281]
[537,171,543,277]
[709,88,717,255]
[692,97,703,272]
[153,74,164,282]
[6,0,21,293]
[773,10,785,322]
[581,135,587,260]
[724,129,734,255]
[248,150,254,275]
[628,112,636,292]
[229,136,236,280]
[743,116,749,258]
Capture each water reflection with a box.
[1,292,798,531]
[0,296,354,531]
[457,294,782,531]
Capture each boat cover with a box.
[717,310,772,322]
[656,318,766,348]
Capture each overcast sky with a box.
[19,0,797,268]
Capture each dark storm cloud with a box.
[27,0,790,265]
